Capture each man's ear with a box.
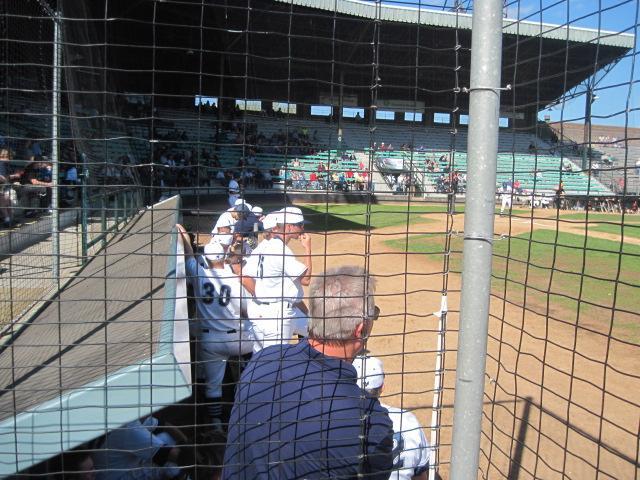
[354,321,366,340]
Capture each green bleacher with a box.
[216,146,362,181]
[374,150,611,194]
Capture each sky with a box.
[377,0,639,128]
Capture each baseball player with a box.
[228,176,240,207]
[251,205,264,222]
[244,207,311,352]
[211,200,252,247]
[353,355,431,480]
[93,416,182,480]
[500,182,513,216]
[177,225,254,429]
[232,200,261,251]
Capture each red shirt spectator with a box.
[346,170,354,179]
[310,172,318,182]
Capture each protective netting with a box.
[0,0,638,479]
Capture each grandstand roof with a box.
[94,0,632,117]
[278,0,635,49]
[9,0,632,120]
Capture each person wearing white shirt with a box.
[228,177,240,207]
[500,183,513,216]
[178,225,254,429]
[353,355,431,480]
[244,207,311,352]
[211,200,252,246]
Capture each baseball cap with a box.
[203,241,226,262]
[212,232,233,246]
[234,198,252,211]
[262,213,278,231]
[252,205,263,216]
[273,206,307,225]
[352,355,385,390]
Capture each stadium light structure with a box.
[582,87,598,170]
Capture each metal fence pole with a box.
[449,0,503,477]
[81,153,89,260]
[51,14,62,280]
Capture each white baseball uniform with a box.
[500,184,513,214]
[382,404,430,480]
[228,179,240,207]
[186,258,253,398]
[244,236,308,352]
[211,210,235,235]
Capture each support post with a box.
[449,0,503,477]
[81,153,89,261]
[582,87,593,171]
[51,14,62,280]
[338,71,344,154]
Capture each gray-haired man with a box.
[223,265,393,479]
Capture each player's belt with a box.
[255,300,294,308]
[201,328,237,334]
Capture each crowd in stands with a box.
[230,121,319,157]
[598,135,624,148]
[284,156,371,192]
[0,145,59,227]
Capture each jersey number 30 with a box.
[202,283,231,306]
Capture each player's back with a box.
[382,404,430,480]
[193,263,248,332]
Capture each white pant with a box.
[198,330,254,397]
[247,300,308,353]
[501,194,512,213]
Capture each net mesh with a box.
[0,0,638,478]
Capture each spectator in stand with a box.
[18,158,53,217]
[513,179,522,194]
[261,169,273,189]
[555,181,565,209]
[62,160,80,206]
[636,158,640,176]
[0,148,20,227]
[355,172,364,191]
[309,171,318,189]
[228,176,240,207]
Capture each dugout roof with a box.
[0,196,190,476]
[59,0,635,118]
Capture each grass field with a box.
[560,212,640,223]
[299,203,443,230]
[385,229,640,340]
